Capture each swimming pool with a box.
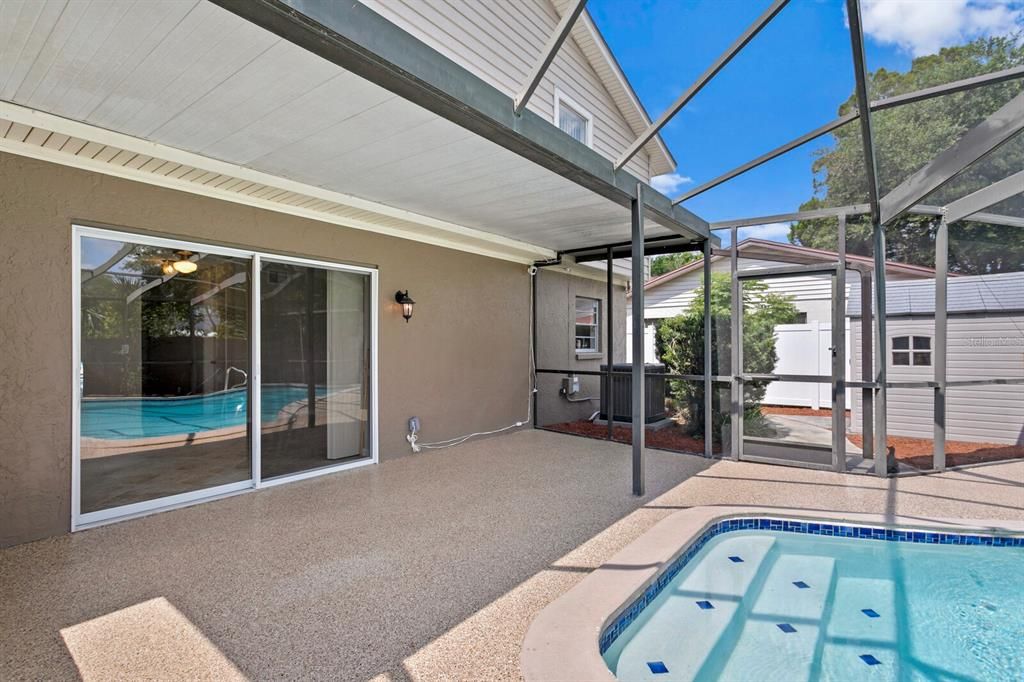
[82,385,325,439]
[600,519,1024,681]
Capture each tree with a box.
[790,37,1024,274]
[655,274,799,443]
[650,252,699,277]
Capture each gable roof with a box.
[553,0,676,176]
[641,238,940,292]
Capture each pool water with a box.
[82,385,325,439]
[602,529,1024,681]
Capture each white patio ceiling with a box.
[0,0,691,261]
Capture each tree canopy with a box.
[649,251,700,277]
[789,36,1024,274]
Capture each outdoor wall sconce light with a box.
[395,290,415,322]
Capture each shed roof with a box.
[848,271,1024,316]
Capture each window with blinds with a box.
[556,91,592,146]
[575,296,600,352]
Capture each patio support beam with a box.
[214,0,710,241]
[879,90,1024,225]
[607,245,615,442]
[846,0,887,477]
[631,184,646,496]
[513,0,588,116]
[832,215,847,472]
[613,0,789,171]
[934,216,948,471]
[859,268,874,460]
[673,64,1024,205]
[729,226,742,461]
[943,169,1024,225]
[703,238,713,458]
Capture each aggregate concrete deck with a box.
[1,429,1021,681]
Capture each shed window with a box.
[575,297,600,352]
[556,91,592,146]
[891,335,931,367]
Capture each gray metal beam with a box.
[934,216,948,471]
[872,225,888,477]
[676,114,856,204]
[832,214,847,472]
[880,91,1024,225]
[674,66,1024,205]
[703,238,713,458]
[614,0,789,170]
[859,268,874,460]
[212,0,710,241]
[631,184,646,496]
[943,169,1024,224]
[873,64,1024,112]
[606,245,615,442]
[846,0,882,225]
[730,226,742,461]
[513,0,588,116]
[710,205,871,230]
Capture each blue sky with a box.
[588,0,1024,241]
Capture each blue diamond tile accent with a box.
[777,623,797,633]
[862,608,880,618]
[695,600,714,610]
[793,581,810,589]
[860,654,882,666]
[647,661,669,674]
[728,555,744,563]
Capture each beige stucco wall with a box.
[0,152,531,547]
[535,268,627,426]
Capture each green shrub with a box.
[656,273,799,442]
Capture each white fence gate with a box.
[765,321,851,409]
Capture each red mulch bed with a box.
[544,420,719,454]
[761,406,850,417]
[847,434,1024,469]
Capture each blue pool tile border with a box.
[597,517,1023,654]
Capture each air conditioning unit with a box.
[599,363,667,424]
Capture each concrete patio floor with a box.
[1,429,1021,681]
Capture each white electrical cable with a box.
[408,266,537,452]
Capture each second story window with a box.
[556,90,592,146]
[575,296,600,352]
[892,335,931,367]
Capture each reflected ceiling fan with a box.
[157,250,199,275]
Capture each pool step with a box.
[609,535,777,681]
[713,553,837,681]
[819,577,899,681]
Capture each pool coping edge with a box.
[519,506,1024,682]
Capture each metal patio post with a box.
[631,185,645,495]
[730,226,742,461]
[703,238,713,458]
[607,245,615,442]
[934,215,948,471]
[832,215,847,472]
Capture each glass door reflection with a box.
[259,260,371,479]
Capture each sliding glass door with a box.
[258,259,372,480]
[74,227,376,527]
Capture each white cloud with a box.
[861,0,1023,57]
[736,222,793,243]
[650,173,693,195]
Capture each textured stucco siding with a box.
[0,152,532,546]
[535,268,626,426]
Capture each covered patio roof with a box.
[0,0,710,264]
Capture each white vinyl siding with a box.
[359,0,653,179]
[850,314,1024,444]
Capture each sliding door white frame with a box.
[71,225,378,531]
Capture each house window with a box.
[892,335,931,367]
[555,90,592,146]
[575,296,600,352]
